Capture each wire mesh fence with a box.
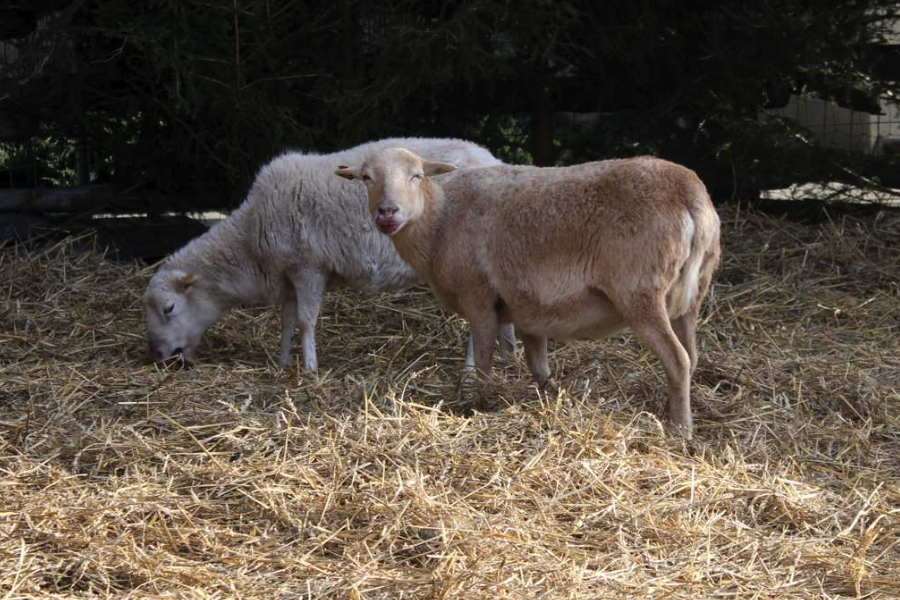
[770,94,900,155]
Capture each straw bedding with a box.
[1,205,899,598]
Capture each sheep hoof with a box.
[668,421,694,441]
[537,379,559,397]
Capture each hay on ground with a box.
[1,206,899,598]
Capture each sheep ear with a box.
[335,165,360,180]
[422,160,456,176]
[180,272,197,290]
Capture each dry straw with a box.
[1,205,899,598]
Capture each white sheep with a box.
[143,138,514,369]
[337,148,721,436]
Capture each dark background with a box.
[1,0,899,226]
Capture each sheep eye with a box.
[362,174,372,182]
[410,173,422,182]
[163,303,175,316]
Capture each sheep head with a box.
[336,147,456,235]
[142,268,221,362]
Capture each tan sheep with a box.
[337,148,721,436]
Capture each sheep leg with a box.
[278,299,299,367]
[672,252,716,376]
[466,310,500,381]
[288,269,327,371]
[521,333,550,386]
[499,323,516,361]
[670,309,698,375]
[625,296,694,437]
[464,323,516,370]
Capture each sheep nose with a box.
[377,206,398,217]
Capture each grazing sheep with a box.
[337,148,721,436]
[143,137,514,369]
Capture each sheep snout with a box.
[375,210,405,235]
[149,339,192,362]
[149,343,166,362]
[151,346,178,363]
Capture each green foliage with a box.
[0,122,78,188]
